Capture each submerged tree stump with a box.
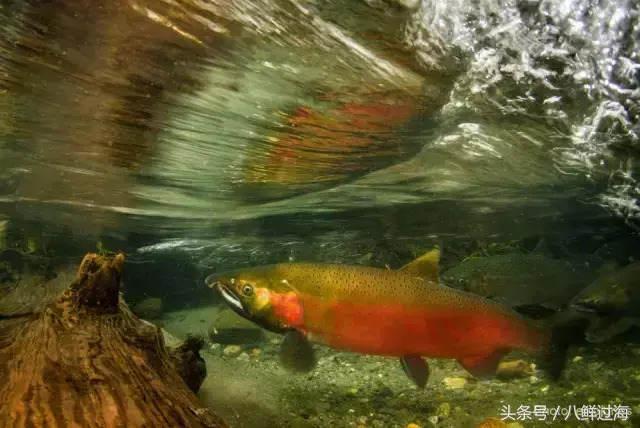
[0,252,227,428]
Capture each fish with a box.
[205,247,571,388]
[568,261,640,343]
[441,253,600,317]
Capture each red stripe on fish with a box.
[277,295,545,361]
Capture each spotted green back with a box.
[257,263,523,319]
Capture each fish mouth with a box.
[205,273,252,319]
[215,283,248,314]
[569,303,597,314]
[207,276,289,334]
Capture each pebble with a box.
[223,345,241,357]
[496,360,533,379]
[376,387,393,398]
[443,377,467,390]
[357,416,368,425]
[528,375,540,384]
[436,402,450,419]
[572,355,583,363]
[427,415,438,425]
[588,362,603,371]
[476,418,507,427]
[237,352,250,362]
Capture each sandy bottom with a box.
[159,305,640,428]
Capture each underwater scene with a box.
[1,0,639,427]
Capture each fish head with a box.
[442,268,490,294]
[570,281,629,315]
[205,266,294,333]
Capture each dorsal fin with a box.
[399,245,440,282]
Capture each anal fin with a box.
[400,355,430,389]
[458,348,509,379]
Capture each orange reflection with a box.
[245,89,420,188]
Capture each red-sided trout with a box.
[205,247,569,388]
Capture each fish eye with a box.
[241,283,254,296]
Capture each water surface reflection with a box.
[0,0,637,243]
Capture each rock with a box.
[237,352,250,362]
[443,377,467,390]
[436,403,451,419]
[131,296,163,319]
[223,345,242,357]
[374,386,393,398]
[496,360,534,380]
[208,308,267,345]
[476,418,507,427]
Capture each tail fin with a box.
[536,310,590,380]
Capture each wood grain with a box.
[0,253,227,428]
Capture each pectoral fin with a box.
[279,330,317,373]
[400,355,430,389]
[458,348,508,379]
[399,246,441,282]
